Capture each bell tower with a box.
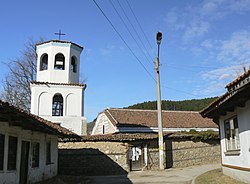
[30,40,87,135]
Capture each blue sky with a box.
[1,0,250,121]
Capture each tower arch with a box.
[54,53,65,70]
[52,93,64,116]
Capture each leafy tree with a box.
[1,38,44,111]
[126,97,217,111]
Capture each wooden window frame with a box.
[224,116,240,154]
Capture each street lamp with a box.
[155,32,164,170]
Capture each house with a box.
[30,40,87,135]
[200,70,250,183]
[0,100,80,184]
[91,108,218,135]
[58,108,220,175]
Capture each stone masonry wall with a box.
[58,139,220,176]
[148,139,220,169]
[58,142,129,176]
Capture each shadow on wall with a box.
[58,148,131,181]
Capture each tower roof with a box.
[36,40,83,50]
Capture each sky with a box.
[0,0,250,121]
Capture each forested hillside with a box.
[126,97,217,111]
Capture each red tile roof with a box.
[201,70,250,118]
[31,81,86,88]
[0,100,81,141]
[225,69,250,88]
[104,108,217,129]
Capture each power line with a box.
[161,85,202,98]
[125,0,155,56]
[92,0,156,82]
[117,0,155,64]
[92,0,206,99]
[109,0,154,68]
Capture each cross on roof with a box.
[55,29,66,40]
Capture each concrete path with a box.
[87,164,221,184]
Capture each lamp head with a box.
[156,32,162,45]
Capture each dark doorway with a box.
[20,141,30,184]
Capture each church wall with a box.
[30,84,86,135]
[36,42,82,84]
[0,121,58,184]
[69,47,81,83]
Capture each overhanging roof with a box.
[0,100,81,141]
[200,70,250,119]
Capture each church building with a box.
[30,40,87,135]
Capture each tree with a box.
[1,38,44,111]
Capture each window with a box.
[46,141,51,165]
[0,134,5,170]
[32,142,39,168]
[71,56,77,73]
[40,54,48,71]
[54,53,65,70]
[102,125,105,134]
[52,94,63,116]
[7,136,17,170]
[224,116,240,151]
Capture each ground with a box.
[38,164,219,184]
[195,168,246,184]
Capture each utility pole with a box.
[155,32,164,170]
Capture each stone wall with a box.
[147,139,220,169]
[167,139,220,168]
[58,139,220,176]
[58,142,129,176]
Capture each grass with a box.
[195,169,246,184]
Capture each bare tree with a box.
[1,38,44,111]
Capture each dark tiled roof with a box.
[36,40,83,50]
[71,131,219,142]
[31,81,86,88]
[200,70,250,118]
[0,100,81,141]
[225,69,250,88]
[104,108,217,128]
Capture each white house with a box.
[201,70,250,183]
[30,40,87,135]
[0,100,80,184]
[92,108,218,135]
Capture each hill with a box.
[126,97,217,111]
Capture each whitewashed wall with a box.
[36,42,82,84]
[91,113,117,135]
[0,121,58,184]
[219,100,250,183]
[30,83,86,135]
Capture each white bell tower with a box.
[30,40,87,135]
